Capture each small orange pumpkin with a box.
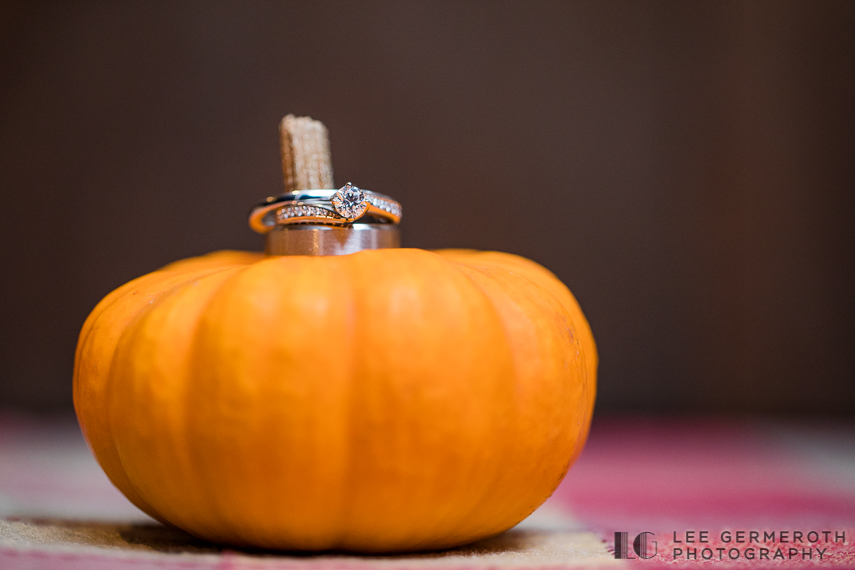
[74,247,596,552]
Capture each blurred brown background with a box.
[1,1,853,415]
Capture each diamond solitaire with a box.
[331,182,369,221]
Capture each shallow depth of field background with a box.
[1,1,853,416]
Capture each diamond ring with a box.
[249,183,402,234]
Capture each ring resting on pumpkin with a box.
[249,183,402,233]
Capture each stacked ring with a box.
[249,183,402,234]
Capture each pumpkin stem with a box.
[280,115,334,192]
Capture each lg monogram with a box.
[614,532,658,559]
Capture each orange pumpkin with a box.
[74,247,596,552]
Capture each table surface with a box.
[1,414,854,569]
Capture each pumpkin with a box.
[74,247,596,552]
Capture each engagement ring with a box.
[249,183,402,234]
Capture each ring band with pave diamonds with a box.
[249,183,402,234]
